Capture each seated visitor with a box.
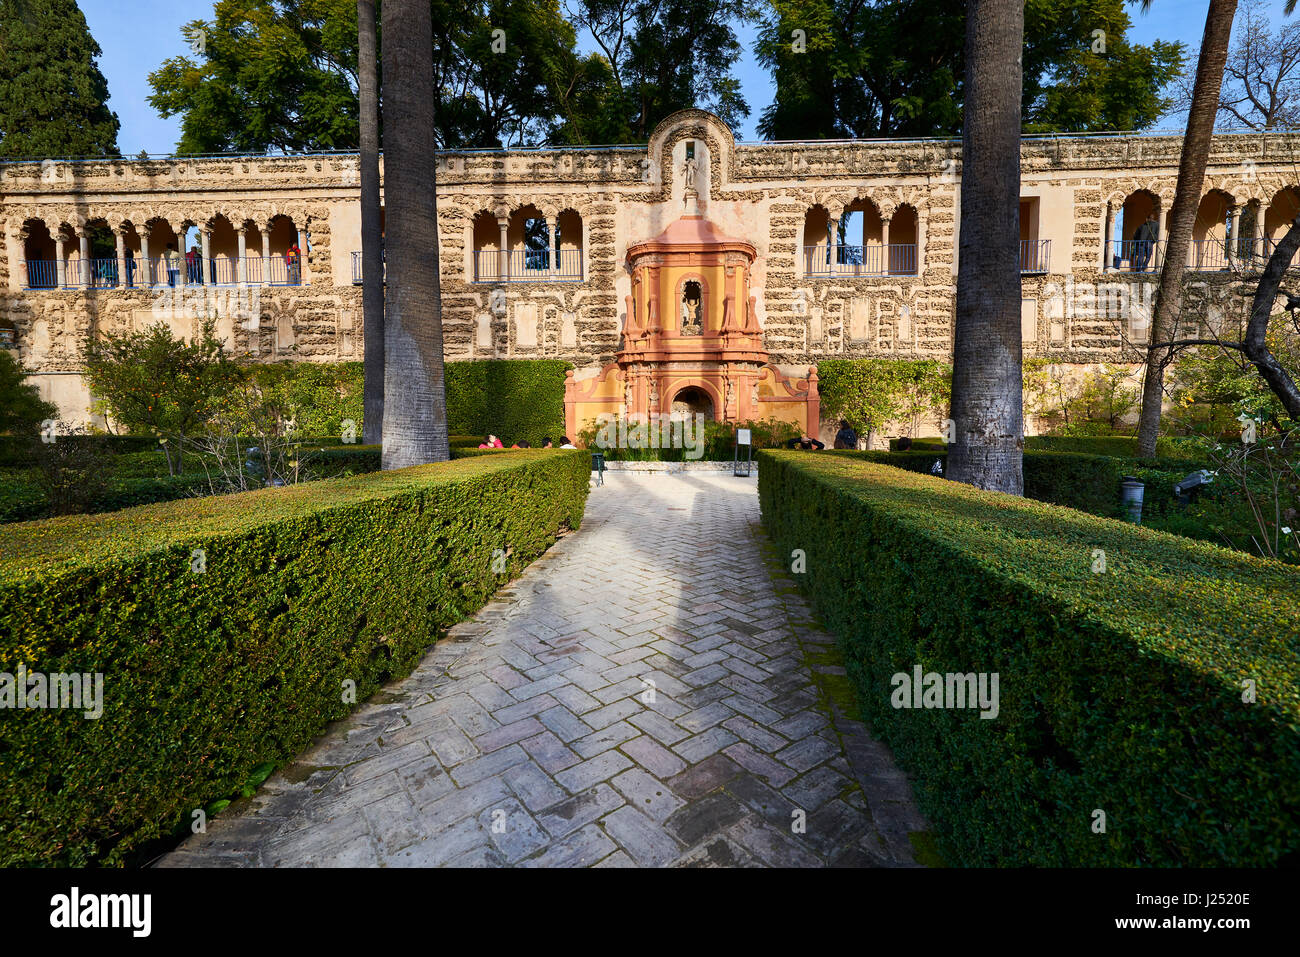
[786,434,824,450]
[897,436,913,451]
[833,419,858,449]
[559,436,577,449]
[541,438,553,448]
[478,434,504,449]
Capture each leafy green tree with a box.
[83,321,243,475]
[148,0,609,150]
[566,0,752,142]
[0,349,57,435]
[0,0,120,158]
[755,0,1184,139]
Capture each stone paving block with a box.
[537,704,594,743]
[601,806,683,867]
[582,697,643,731]
[665,753,743,799]
[521,823,617,868]
[479,798,550,864]
[611,767,686,823]
[571,720,641,760]
[619,734,689,779]
[723,742,797,789]
[673,834,761,868]
[774,734,839,774]
[448,744,529,788]
[726,817,823,868]
[503,759,569,812]
[664,791,749,847]
[520,730,582,775]
[672,727,740,764]
[537,784,626,839]
[555,749,634,794]
[677,700,734,733]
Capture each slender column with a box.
[917,211,927,275]
[1257,203,1269,260]
[262,227,272,284]
[1228,205,1241,264]
[237,227,247,285]
[881,215,891,274]
[498,218,509,280]
[140,233,152,286]
[177,227,188,288]
[200,228,212,285]
[78,229,90,287]
[1157,203,1169,269]
[115,230,126,288]
[828,216,840,274]
[16,227,30,289]
[1102,202,1113,271]
[55,234,67,288]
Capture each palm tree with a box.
[379,0,450,468]
[1136,0,1238,457]
[358,0,383,445]
[945,0,1025,494]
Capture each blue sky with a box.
[81,0,1291,152]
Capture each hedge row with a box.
[0,434,160,467]
[758,451,1300,866]
[0,450,590,866]
[445,360,569,448]
[828,449,1124,515]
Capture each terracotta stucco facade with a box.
[2,110,1296,438]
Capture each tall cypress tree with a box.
[0,0,120,158]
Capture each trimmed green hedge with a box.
[829,449,1124,516]
[1025,434,1204,461]
[0,434,159,467]
[446,360,569,448]
[0,450,590,866]
[759,450,1300,866]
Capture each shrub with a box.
[0,350,57,437]
[817,358,951,446]
[445,360,569,448]
[0,450,590,866]
[758,450,1300,866]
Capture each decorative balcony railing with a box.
[472,247,583,283]
[1020,239,1051,274]
[19,256,303,289]
[801,243,918,277]
[351,250,386,285]
[1105,238,1164,272]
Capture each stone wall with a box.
[2,109,1291,423]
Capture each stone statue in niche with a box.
[680,281,703,335]
[682,156,697,191]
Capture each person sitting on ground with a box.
[541,437,553,448]
[786,434,825,450]
[833,419,858,449]
[478,434,504,449]
[513,440,531,449]
[559,436,577,449]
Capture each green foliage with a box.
[566,0,752,142]
[445,359,569,448]
[147,0,614,150]
[0,350,57,436]
[817,359,951,443]
[1167,330,1300,438]
[0,450,590,866]
[0,0,120,158]
[755,0,1183,139]
[758,450,1300,866]
[83,320,242,475]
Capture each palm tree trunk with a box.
[379,0,450,468]
[1136,0,1238,456]
[946,0,1025,494]
[358,0,384,446]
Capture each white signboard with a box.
[736,429,752,445]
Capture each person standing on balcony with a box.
[285,243,302,285]
[1132,214,1158,272]
[164,244,181,287]
[186,244,201,283]
[124,248,136,288]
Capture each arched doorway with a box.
[672,386,714,420]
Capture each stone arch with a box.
[890,203,919,275]
[19,217,57,288]
[668,382,720,420]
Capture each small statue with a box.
[682,156,697,191]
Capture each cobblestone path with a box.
[161,472,927,868]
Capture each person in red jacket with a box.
[477,434,504,449]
